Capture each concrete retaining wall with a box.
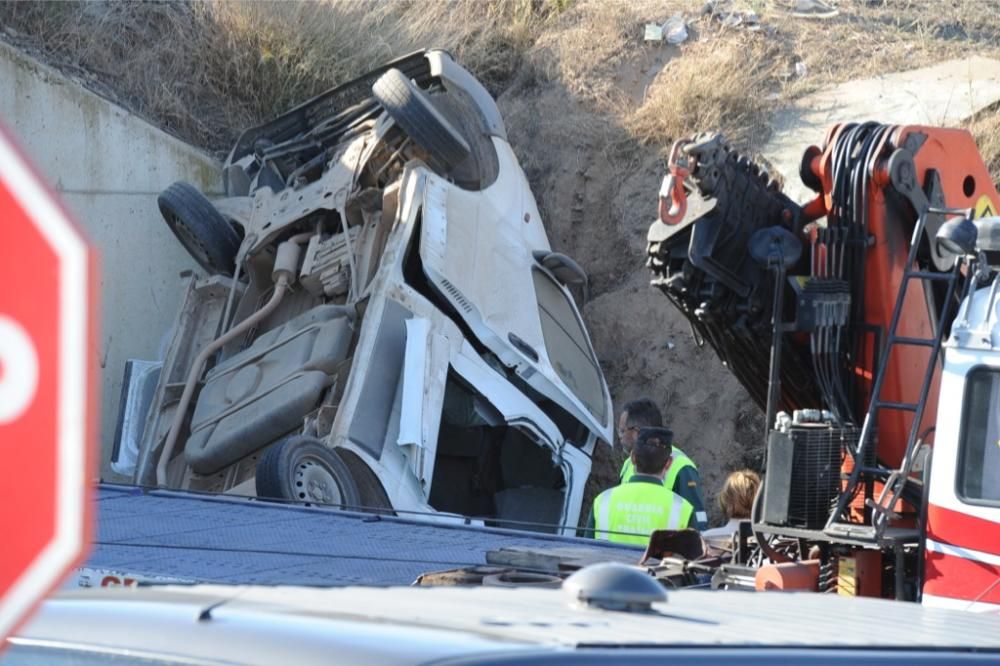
[0,40,222,476]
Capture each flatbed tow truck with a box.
[72,483,639,589]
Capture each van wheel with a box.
[337,448,393,513]
[372,68,471,172]
[157,181,241,276]
[255,436,361,508]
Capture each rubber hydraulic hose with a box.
[156,275,289,486]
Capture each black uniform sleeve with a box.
[585,504,596,539]
[673,466,708,530]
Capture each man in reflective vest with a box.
[590,427,696,545]
[617,398,707,529]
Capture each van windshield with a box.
[531,269,607,423]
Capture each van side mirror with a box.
[533,251,591,303]
[936,215,978,258]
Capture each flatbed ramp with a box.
[81,485,638,587]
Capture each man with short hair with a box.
[589,427,695,545]
[617,398,707,530]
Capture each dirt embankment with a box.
[4,0,1000,524]
[495,53,764,519]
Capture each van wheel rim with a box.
[293,457,343,505]
[171,216,212,267]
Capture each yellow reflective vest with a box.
[592,477,694,546]
[620,446,696,491]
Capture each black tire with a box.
[337,448,394,514]
[372,68,471,172]
[157,181,241,276]
[255,435,361,508]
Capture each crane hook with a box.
[658,138,695,225]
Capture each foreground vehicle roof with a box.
[11,582,1000,665]
[60,488,1000,663]
[166,582,1000,649]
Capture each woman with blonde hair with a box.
[702,469,761,539]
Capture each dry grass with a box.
[622,0,1000,161]
[970,107,1000,182]
[627,34,784,153]
[766,0,1000,98]
[0,0,562,153]
[770,0,1000,179]
[528,0,687,101]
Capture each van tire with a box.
[255,436,361,509]
[157,181,241,276]
[336,448,393,513]
[372,68,471,172]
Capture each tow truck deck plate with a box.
[81,485,639,587]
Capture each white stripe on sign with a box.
[668,500,683,529]
[925,539,1000,567]
[922,593,1000,614]
[596,493,612,540]
[0,316,38,424]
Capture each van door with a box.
[418,161,612,445]
[421,340,589,533]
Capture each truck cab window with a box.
[958,368,1000,504]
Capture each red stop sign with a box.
[0,125,97,641]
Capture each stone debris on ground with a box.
[702,1,762,30]
[702,0,839,28]
[644,14,688,45]
[663,14,689,45]
[788,0,839,19]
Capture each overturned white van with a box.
[121,50,611,535]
